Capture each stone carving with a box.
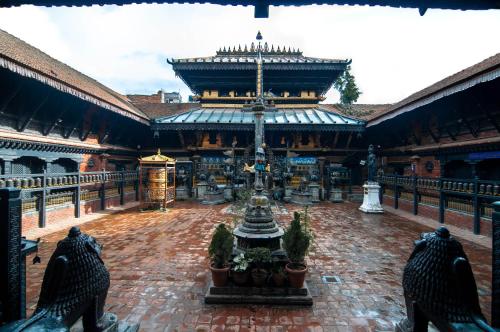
[396,226,495,332]
[0,226,126,332]
[298,177,309,193]
[367,144,376,183]
[207,175,220,192]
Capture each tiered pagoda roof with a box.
[169,43,350,99]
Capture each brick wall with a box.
[22,192,136,235]
[383,195,492,237]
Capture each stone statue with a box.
[367,144,376,183]
[298,176,309,193]
[176,166,187,187]
[396,226,495,332]
[1,227,119,332]
[207,175,219,192]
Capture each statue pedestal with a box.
[283,185,293,203]
[197,182,208,201]
[308,183,320,203]
[359,182,384,213]
[224,186,233,201]
[175,186,189,200]
[330,188,343,203]
[202,191,226,205]
[290,191,313,206]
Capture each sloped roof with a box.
[0,29,149,124]
[152,106,365,131]
[1,0,497,16]
[368,53,500,126]
[321,104,391,121]
[169,44,349,65]
[133,102,199,119]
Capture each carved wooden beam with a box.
[0,82,22,114]
[16,92,51,132]
[79,107,97,141]
[345,132,353,149]
[177,130,185,148]
[445,125,457,141]
[42,103,69,136]
[484,108,500,133]
[332,131,339,149]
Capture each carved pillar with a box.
[318,157,326,200]
[0,188,37,323]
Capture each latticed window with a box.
[51,158,77,173]
[12,156,44,174]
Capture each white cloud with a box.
[0,4,498,104]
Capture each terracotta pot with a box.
[285,262,307,288]
[210,264,229,287]
[232,270,249,286]
[272,272,286,287]
[251,268,268,287]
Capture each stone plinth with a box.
[330,188,343,203]
[283,185,293,203]
[197,182,208,201]
[359,182,384,213]
[175,186,189,200]
[290,191,312,206]
[205,281,313,305]
[201,191,226,205]
[308,183,320,203]
[224,186,234,201]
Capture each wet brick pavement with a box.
[25,202,492,332]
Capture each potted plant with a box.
[282,210,313,288]
[208,224,233,287]
[231,252,251,285]
[271,263,286,287]
[247,247,272,287]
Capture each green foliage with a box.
[231,252,251,272]
[333,65,361,105]
[282,210,313,264]
[208,224,233,269]
[246,247,272,269]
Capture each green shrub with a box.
[208,224,233,269]
[282,210,313,264]
[247,247,272,269]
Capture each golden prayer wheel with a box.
[148,168,167,201]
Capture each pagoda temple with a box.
[152,41,366,197]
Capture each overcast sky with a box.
[0,4,498,104]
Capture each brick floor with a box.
[25,202,493,331]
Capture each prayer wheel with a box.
[148,168,167,201]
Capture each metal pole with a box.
[100,169,105,211]
[119,171,124,205]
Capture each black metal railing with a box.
[0,170,139,229]
[378,174,500,235]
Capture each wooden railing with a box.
[0,170,139,228]
[378,174,500,234]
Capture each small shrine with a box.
[138,149,176,210]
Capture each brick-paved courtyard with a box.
[25,202,492,332]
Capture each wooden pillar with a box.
[100,169,106,211]
[3,160,12,175]
[120,171,125,205]
[393,175,398,209]
[491,202,500,328]
[473,176,480,235]
[439,178,445,224]
[39,170,47,228]
[75,170,81,218]
[0,188,24,322]
[413,175,418,215]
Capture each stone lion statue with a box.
[1,227,114,332]
[396,226,495,332]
